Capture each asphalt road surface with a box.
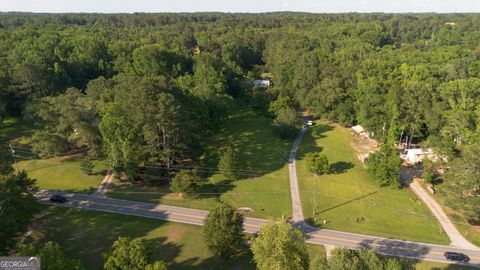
[37,190,480,267]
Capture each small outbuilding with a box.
[403,148,435,164]
[352,125,365,135]
[251,79,271,88]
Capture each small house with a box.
[403,148,435,164]
[251,79,271,88]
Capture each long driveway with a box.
[289,125,307,223]
[37,190,480,266]
[401,168,479,250]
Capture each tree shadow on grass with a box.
[170,249,255,270]
[316,191,378,215]
[310,124,334,139]
[358,238,430,263]
[330,161,354,174]
[199,102,293,181]
[22,206,180,270]
[196,180,235,200]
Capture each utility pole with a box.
[313,173,317,216]
[8,144,17,170]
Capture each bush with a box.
[218,146,240,180]
[170,169,200,196]
[80,159,94,175]
[305,152,330,175]
[272,106,302,139]
[31,131,69,158]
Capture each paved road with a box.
[37,190,480,266]
[289,125,307,223]
[401,168,479,250]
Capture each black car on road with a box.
[444,252,470,262]
[49,194,67,203]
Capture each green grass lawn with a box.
[414,260,477,270]
[2,118,107,193]
[296,120,450,244]
[0,118,36,145]
[0,118,36,163]
[433,187,480,247]
[15,155,108,193]
[21,206,325,270]
[109,99,292,219]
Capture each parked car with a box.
[49,194,67,203]
[307,120,314,126]
[444,252,470,262]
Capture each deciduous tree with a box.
[251,221,309,270]
[203,204,245,258]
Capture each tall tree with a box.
[251,221,309,270]
[218,146,241,180]
[203,204,245,258]
[367,143,401,187]
[99,103,139,179]
[311,248,410,270]
[104,237,148,270]
[19,242,84,270]
[0,170,39,253]
[305,152,330,175]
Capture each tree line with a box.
[0,12,478,223]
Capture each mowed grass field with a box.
[109,99,293,219]
[21,206,325,270]
[1,118,107,193]
[16,156,108,193]
[296,120,450,244]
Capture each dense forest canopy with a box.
[0,12,479,222]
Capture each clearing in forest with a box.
[296,120,450,244]
[108,99,293,219]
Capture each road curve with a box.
[37,190,480,267]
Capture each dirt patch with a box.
[350,132,379,162]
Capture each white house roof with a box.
[352,125,365,134]
[407,148,433,156]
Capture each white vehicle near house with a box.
[307,120,313,126]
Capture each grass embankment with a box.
[296,120,449,244]
[109,99,292,219]
[22,206,325,270]
[1,118,107,193]
[414,260,477,270]
[433,190,480,247]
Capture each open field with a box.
[296,120,450,244]
[15,156,108,193]
[108,99,292,219]
[20,206,325,270]
[2,118,107,193]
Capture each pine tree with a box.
[218,146,240,180]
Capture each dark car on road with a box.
[444,252,470,262]
[49,194,67,203]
